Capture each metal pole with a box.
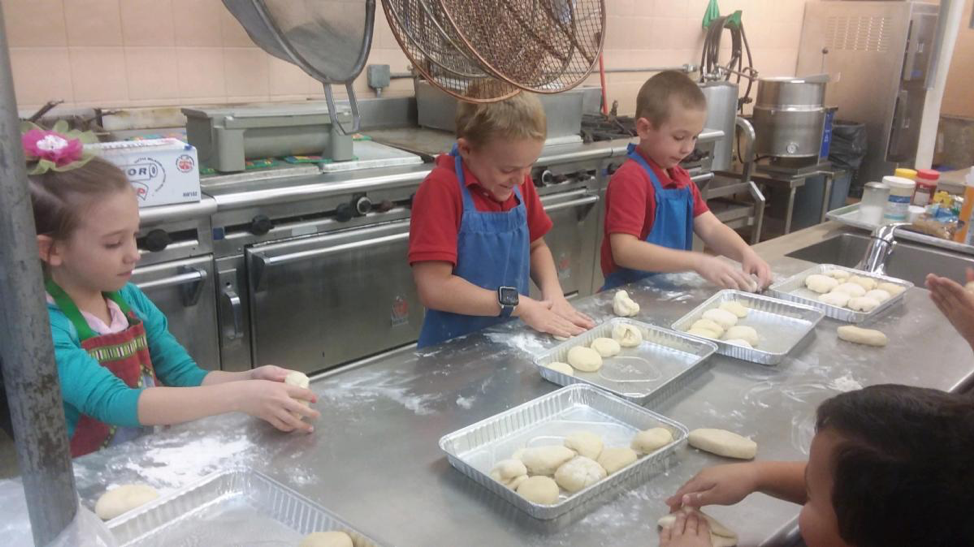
[0,3,79,545]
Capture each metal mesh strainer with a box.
[222,0,375,132]
[381,0,520,102]
[437,0,604,93]
[381,0,604,102]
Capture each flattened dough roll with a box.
[837,325,888,347]
[688,428,757,460]
[612,323,643,347]
[567,346,603,372]
[832,282,867,297]
[804,274,839,294]
[719,301,748,318]
[877,281,906,296]
[702,308,738,329]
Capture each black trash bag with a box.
[829,120,867,171]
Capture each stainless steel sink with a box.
[785,232,974,286]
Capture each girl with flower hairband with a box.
[21,123,319,457]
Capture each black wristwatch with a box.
[497,286,519,317]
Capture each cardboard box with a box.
[86,139,201,208]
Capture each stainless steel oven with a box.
[245,219,420,370]
[208,166,428,374]
[133,199,220,370]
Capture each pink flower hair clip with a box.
[20,120,98,175]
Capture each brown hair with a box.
[455,87,547,148]
[29,157,132,240]
[635,71,707,128]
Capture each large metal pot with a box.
[700,81,739,171]
[752,77,827,159]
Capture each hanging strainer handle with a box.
[324,83,360,135]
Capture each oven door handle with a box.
[250,232,410,291]
[542,194,599,214]
[221,285,243,341]
[136,267,207,307]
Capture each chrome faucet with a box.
[856,222,911,275]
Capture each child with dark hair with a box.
[23,124,319,457]
[660,384,974,547]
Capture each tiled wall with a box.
[5,0,812,116]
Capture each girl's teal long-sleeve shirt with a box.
[48,283,209,438]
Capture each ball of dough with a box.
[564,431,603,460]
[515,445,577,476]
[818,291,850,308]
[590,337,621,358]
[702,308,738,329]
[864,289,891,302]
[490,458,528,489]
[690,319,724,338]
[597,447,638,475]
[804,274,839,294]
[95,484,159,520]
[545,361,574,376]
[567,346,603,372]
[284,371,312,410]
[719,301,748,318]
[832,282,867,297]
[516,476,560,505]
[553,334,569,341]
[612,290,640,317]
[877,282,906,296]
[688,428,757,460]
[554,456,607,493]
[723,326,758,347]
[631,427,673,455]
[611,323,643,347]
[824,269,851,280]
[687,328,720,339]
[723,339,753,349]
[837,325,888,347]
[847,296,881,312]
[849,275,878,291]
[299,531,353,547]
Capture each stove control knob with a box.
[354,196,373,216]
[539,169,555,186]
[335,203,354,222]
[249,215,273,236]
[143,229,171,252]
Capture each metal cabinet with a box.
[244,220,421,374]
[132,255,220,370]
[530,189,601,299]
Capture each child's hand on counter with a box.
[248,365,291,382]
[548,295,596,331]
[234,380,319,433]
[665,463,761,511]
[694,255,756,291]
[659,511,714,547]
[741,250,773,289]
[515,297,587,339]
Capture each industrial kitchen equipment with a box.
[797,0,941,183]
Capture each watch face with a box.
[499,287,519,306]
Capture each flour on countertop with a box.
[828,373,863,392]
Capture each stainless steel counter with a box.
[5,234,973,546]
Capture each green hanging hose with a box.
[702,0,721,29]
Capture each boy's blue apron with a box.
[602,143,695,291]
[417,146,531,348]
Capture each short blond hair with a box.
[455,89,546,148]
[636,71,707,128]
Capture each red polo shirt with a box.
[600,149,709,277]
[408,154,552,266]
